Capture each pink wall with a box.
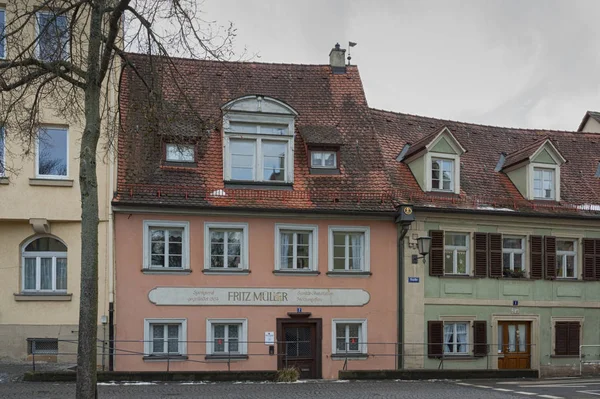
[114,213,398,379]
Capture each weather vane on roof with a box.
[347,41,357,65]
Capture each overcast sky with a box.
[201,0,600,131]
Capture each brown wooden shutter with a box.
[427,320,444,358]
[489,233,503,278]
[474,233,488,278]
[429,230,444,277]
[583,239,596,281]
[555,322,569,356]
[544,236,557,279]
[530,236,543,280]
[473,321,488,357]
[595,239,600,281]
[568,322,581,356]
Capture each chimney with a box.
[329,43,346,74]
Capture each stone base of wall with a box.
[540,363,600,378]
[339,369,540,380]
[0,324,108,365]
[24,370,278,382]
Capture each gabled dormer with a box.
[502,138,566,201]
[400,127,466,195]
[221,95,298,185]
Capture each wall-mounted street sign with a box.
[148,287,371,307]
[513,300,519,306]
[264,331,275,345]
[408,277,420,283]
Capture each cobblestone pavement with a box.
[0,379,527,399]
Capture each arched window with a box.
[22,237,67,292]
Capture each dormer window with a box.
[533,167,555,200]
[311,151,337,169]
[222,95,298,185]
[401,127,465,195]
[431,158,454,192]
[166,144,195,163]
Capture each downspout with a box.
[395,205,415,370]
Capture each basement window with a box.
[27,338,58,355]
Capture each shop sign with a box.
[148,287,370,307]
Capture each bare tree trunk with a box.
[76,2,103,398]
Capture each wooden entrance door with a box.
[498,321,531,369]
[277,319,321,379]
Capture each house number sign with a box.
[148,287,371,307]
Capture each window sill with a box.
[141,268,192,275]
[273,270,320,276]
[440,355,479,360]
[224,181,293,190]
[143,355,188,362]
[29,178,73,187]
[331,353,368,360]
[440,275,476,279]
[326,271,372,277]
[161,161,198,169]
[0,177,8,185]
[309,168,340,175]
[205,354,248,362]
[550,355,580,358]
[14,293,72,301]
[202,269,250,275]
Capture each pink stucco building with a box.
[113,46,400,379]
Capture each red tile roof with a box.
[502,137,550,169]
[371,108,600,216]
[116,54,395,213]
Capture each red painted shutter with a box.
[473,321,488,357]
[489,233,503,278]
[583,239,596,281]
[544,236,557,280]
[427,320,443,358]
[567,322,581,356]
[530,236,543,280]
[555,322,568,356]
[429,230,444,277]
[473,233,488,278]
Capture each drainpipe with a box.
[395,205,415,370]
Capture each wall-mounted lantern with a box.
[411,236,431,264]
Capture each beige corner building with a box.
[0,3,117,365]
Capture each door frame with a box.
[497,320,532,369]
[491,314,539,371]
[276,318,322,379]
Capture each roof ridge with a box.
[370,107,600,137]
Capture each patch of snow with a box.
[98,381,157,386]
[211,189,227,197]
[578,204,600,211]
[334,380,349,383]
[476,206,515,212]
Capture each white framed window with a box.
[206,318,248,355]
[144,318,187,356]
[556,239,577,279]
[22,236,67,292]
[275,224,318,271]
[444,233,469,275]
[431,158,454,192]
[444,322,469,354]
[311,151,337,168]
[37,127,68,178]
[204,222,249,270]
[0,8,6,59]
[36,11,69,62]
[502,236,525,276]
[142,221,190,270]
[0,127,5,176]
[533,167,555,200]
[165,144,195,163]
[226,137,290,182]
[332,319,367,354]
[328,226,370,272]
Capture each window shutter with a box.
[544,236,557,279]
[595,239,600,281]
[473,321,488,357]
[554,322,568,356]
[583,239,596,281]
[429,230,444,277]
[427,320,443,358]
[489,233,503,278]
[530,236,543,280]
[568,322,581,356]
[473,233,488,278]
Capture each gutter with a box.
[413,206,600,221]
